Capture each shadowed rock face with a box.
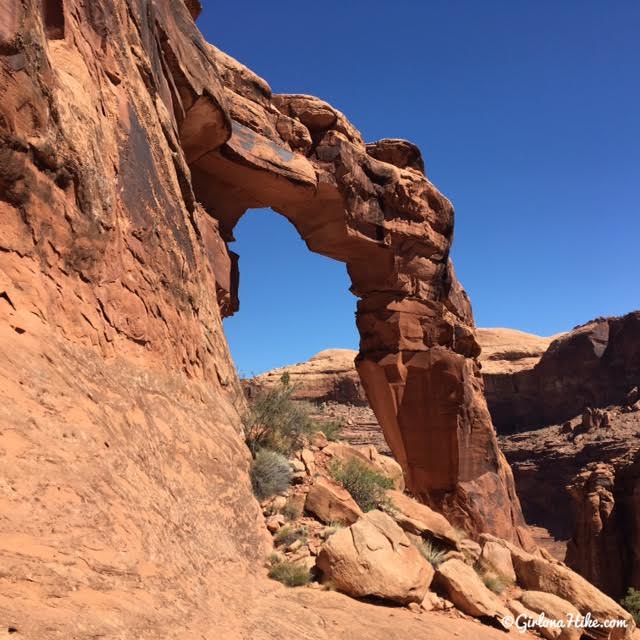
[1,1,529,635]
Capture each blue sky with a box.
[198,2,640,376]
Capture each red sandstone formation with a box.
[0,0,534,636]
[247,349,368,406]
[484,313,640,433]
[190,38,528,542]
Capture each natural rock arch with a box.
[187,46,529,542]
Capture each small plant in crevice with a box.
[329,458,394,512]
[474,560,513,595]
[268,559,310,587]
[273,525,308,547]
[250,449,291,500]
[413,537,447,568]
[282,502,302,521]
[481,573,511,595]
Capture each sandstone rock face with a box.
[0,0,528,635]
[564,455,640,601]
[479,537,517,583]
[501,406,640,597]
[485,313,640,433]
[316,510,433,604]
[434,558,510,624]
[565,464,622,597]
[477,328,557,376]
[305,476,363,525]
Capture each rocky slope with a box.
[258,432,635,639]
[501,400,640,599]
[251,314,640,600]
[0,0,535,637]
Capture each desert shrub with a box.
[329,458,394,512]
[250,449,291,500]
[621,587,640,624]
[482,573,510,594]
[473,560,513,594]
[243,374,315,455]
[319,420,343,442]
[322,522,344,540]
[414,538,447,567]
[268,560,310,587]
[282,502,302,521]
[274,525,308,547]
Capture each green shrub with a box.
[274,525,307,547]
[329,458,394,512]
[319,420,343,442]
[414,538,447,567]
[621,587,640,624]
[250,449,291,500]
[243,374,315,455]
[268,560,310,587]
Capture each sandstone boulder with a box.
[479,537,516,583]
[434,558,511,625]
[510,545,635,639]
[385,490,459,547]
[305,476,363,525]
[316,510,433,604]
[519,590,581,640]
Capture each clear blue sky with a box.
[197,2,639,376]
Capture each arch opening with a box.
[222,206,358,377]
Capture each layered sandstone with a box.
[486,313,640,433]
[247,349,367,405]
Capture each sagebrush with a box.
[329,458,393,511]
[250,449,291,500]
[268,560,310,587]
[243,374,315,455]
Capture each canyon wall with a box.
[485,313,640,433]
[1,0,530,636]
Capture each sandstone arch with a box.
[187,46,529,542]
